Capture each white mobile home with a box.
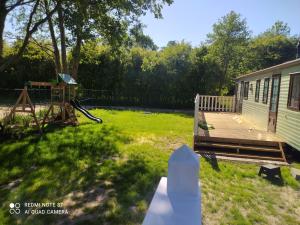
[236,59,300,151]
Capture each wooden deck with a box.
[194,112,286,162]
[197,112,283,142]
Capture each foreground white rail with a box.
[142,145,201,225]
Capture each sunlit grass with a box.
[0,109,299,225]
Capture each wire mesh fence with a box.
[0,87,195,122]
[0,88,52,121]
[77,89,194,109]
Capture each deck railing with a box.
[197,94,235,112]
[193,94,236,138]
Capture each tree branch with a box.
[0,0,61,72]
[7,0,36,13]
[31,37,54,54]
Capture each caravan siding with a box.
[240,74,272,131]
[276,65,300,150]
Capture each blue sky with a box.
[4,0,300,47]
[141,0,300,47]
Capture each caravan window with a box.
[288,73,300,111]
[262,78,270,104]
[244,82,249,100]
[255,80,260,102]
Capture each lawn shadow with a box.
[0,123,132,225]
[201,153,220,171]
[260,174,284,186]
[97,155,163,224]
[50,154,163,225]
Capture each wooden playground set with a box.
[1,74,101,133]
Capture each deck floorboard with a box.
[197,112,283,142]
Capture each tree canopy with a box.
[1,8,299,108]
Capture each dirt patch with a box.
[58,186,109,225]
[0,105,49,120]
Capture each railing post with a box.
[194,94,200,149]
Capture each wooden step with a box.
[195,135,280,147]
[195,143,281,153]
[196,150,285,161]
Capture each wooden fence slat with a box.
[213,96,216,111]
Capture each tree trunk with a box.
[0,3,7,61]
[57,2,67,73]
[71,35,82,80]
[44,0,61,75]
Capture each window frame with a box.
[244,82,249,100]
[287,73,300,111]
[255,80,261,102]
[262,78,270,104]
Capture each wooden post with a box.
[62,86,65,121]
[194,94,200,150]
[22,86,27,111]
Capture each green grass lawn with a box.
[0,109,299,225]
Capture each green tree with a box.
[128,23,158,50]
[246,21,297,70]
[43,0,173,79]
[1,40,55,88]
[264,21,290,36]
[78,40,125,90]
[0,0,60,72]
[190,46,221,95]
[207,11,250,95]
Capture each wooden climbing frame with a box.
[3,87,41,132]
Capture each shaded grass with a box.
[0,109,299,225]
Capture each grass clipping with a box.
[198,121,214,130]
